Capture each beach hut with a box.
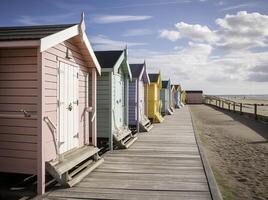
[0,15,104,195]
[170,85,176,111]
[172,84,182,108]
[94,49,137,150]
[160,79,173,115]
[128,62,153,132]
[148,73,164,123]
[186,90,203,104]
[181,90,187,105]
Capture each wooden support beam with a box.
[91,68,97,146]
[240,103,243,115]
[136,80,140,133]
[254,104,257,120]
[37,48,45,195]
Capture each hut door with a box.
[139,81,144,121]
[115,74,124,128]
[58,62,79,154]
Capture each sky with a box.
[1,0,268,95]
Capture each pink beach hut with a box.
[0,15,103,195]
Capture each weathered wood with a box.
[254,104,257,120]
[46,106,212,200]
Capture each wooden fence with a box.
[203,95,268,122]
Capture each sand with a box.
[189,105,268,200]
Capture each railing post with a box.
[240,103,243,115]
[228,103,230,111]
[254,104,257,120]
[233,102,235,112]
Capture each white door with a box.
[58,61,79,154]
[139,81,144,121]
[115,74,124,128]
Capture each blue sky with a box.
[1,0,268,94]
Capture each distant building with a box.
[186,90,203,104]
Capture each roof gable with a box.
[95,50,123,69]
[129,62,150,84]
[162,80,170,89]
[0,13,101,75]
[149,72,162,88]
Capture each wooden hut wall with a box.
[128,78,137,125]
[0,47,38,174]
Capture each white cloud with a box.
[92,15,152,24]
[160,11,268,52]
[159,30,181,41]
[215,11,268,51]
[90,35,147,50]
[17,13,75,25]
[175,22,219,43]
[220,3,257,11]
[123,29,154,36]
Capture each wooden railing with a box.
[204,95,268,121]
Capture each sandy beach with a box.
[190,105,268,200]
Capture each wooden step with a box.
[144,123,153,132]
[67,158,104,187]
[113,128,137,149]
[47,146,100,176]
[139,120,153,132]
[167,108,173,115]
[124,136,138,149]
[113,128,132,142]
[46,145,102,186]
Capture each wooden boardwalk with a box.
[44,106,212,200]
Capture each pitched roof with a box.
[148,73,159,82]
[162,80,169,89]
[186,90,203,93]
[0,24,76,41]
[129,64,144,78]
[94,50,124,68]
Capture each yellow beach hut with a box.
[147,73,164,123]
[181,90,187,105]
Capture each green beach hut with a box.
[94,49,137,150]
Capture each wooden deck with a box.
[44,106,212,200]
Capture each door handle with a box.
[67,103,73,111]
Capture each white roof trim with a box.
[40,24,79,52]
[81,32,101,75]
[125,59,132,81]
[113,51,125,73]
[39,13,101,75]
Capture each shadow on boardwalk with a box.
[44,106,212,200]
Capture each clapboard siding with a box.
[0,47,38,174]
[95,72,111,138]
[161,89,169,113]
[44,40,92,161]
[128,79,137,125]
